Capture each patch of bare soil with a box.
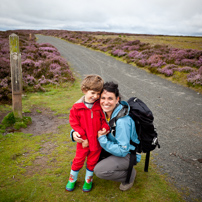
[20,107,68,136]
[19,107,68,176]
[0,107,68,136]
[25,141,57,176]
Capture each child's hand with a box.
[82,139,89,148]
[98,128,109,137]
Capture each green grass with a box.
[0,105,12,112]
[0,79,187,202]
[21,80,83,115]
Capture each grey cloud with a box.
[0,0,202,36]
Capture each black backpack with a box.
[109,97,160,183]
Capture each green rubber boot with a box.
[66,180,76,192]
[65,170,79,191]
[82,181,93,192]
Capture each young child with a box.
[66,75,110,192]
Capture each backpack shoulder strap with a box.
[109,105,128,132]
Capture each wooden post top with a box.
[9,33,20,54]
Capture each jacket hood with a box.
[111,101,130,119]
[73,96,101,110]
[75,95,85,104]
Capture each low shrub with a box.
[0,31,75,104]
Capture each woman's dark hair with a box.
[102,81,121,100]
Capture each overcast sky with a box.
[1,0,202,36]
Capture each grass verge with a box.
[0,78,186,202]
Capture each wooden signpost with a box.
[9,33,23,119]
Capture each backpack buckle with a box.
[152,137,158,145]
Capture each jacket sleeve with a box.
[98,116,137,157]
[69,105,87,140]
[70,129,75,142]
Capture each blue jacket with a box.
[98,101,141,162]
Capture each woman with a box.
[72,81,141,191]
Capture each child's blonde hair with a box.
[81,74,104,92]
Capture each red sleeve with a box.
[69,105,87,139]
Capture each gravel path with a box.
[36,35,202,201]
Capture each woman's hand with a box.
[98,128,109,138]
[72,131,84,143]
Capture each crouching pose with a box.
[94,82,141,191]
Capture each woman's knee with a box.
[94,161,115,180]
[94,162,108,179]
[94,163,101,177]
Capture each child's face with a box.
[83,90,101,103]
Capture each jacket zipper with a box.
[91,109,93,118]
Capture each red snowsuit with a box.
[69,96,110,171]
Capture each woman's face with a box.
[100,90,119,118]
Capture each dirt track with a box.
[36,35,202,201]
